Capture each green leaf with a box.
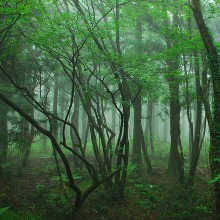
[126,163,136,177]
[214,158,220,162]
[209,174,220,183]
[0,207,10,215]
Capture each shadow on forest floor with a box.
[0,155,214,220]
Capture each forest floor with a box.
[0,153,215,220]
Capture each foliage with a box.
[126,163,137,177]
[0,206,10,215]
[134,183,157,217]
[8,124,37,155]
[209,174,220,183]
[0,210,41,220]
[1,0,220,218]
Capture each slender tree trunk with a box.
[111,102,116,147]
[167,76,181,174]
[167,72,185,183]
[191,1,220,217]
[0,102,8,164]
[59,89,65,141]
[114,103,130,199]
[131,12,145,164]
[165,10,185,183]
[145,105,149,145]
[22,77,36,167]
[53,75,59,141]
[148,98,155,153]
[183,53,194,166]
[187,53,203,185]
[140,126,153,174]
[153,102,158,139]
[181,111,185,142]
[81,108,88,143]
[80,108,88,169]
[163,108,168,142]
[132,93,142,165]
[42,82,49,148]
[70,90,80,167]
[22,109,34,168]
[166,57,185,183]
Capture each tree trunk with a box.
[80,108,88,169]
[148,97,155,154]
[70,90,80,167]
[0,102,8,164]
[145,105,149,145]
[181,111,185,142]
[187,53,203,185]
[167,71,185,184]
[140,126,153,174]
[22,107,34,168]
[111,102,116,147]
[167,76,181,174]
[153,102,158,139]
[42,81,49,148]
[132,93,142,165]
[191,1,220,217]
[163,109,168,142]
[165,10,185,183]
[53,75,59,141]
[59,88,65,141]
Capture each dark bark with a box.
[191,1,220,218]
[70,90,80,167]
[163,108,168,142]
[81,108,88,142]
[131,13,145,164]
[41,81,49,148]
[111,102,116,147]
[114,102,130,199]
[140,126,153,174]
[0,101,8,164]
[21,117,34,167]
[80,108,89,169]
[22,80,35,168]
[187,53,203,185]
[165,10,185,184]
[132,93,142,165]
[148,97,155,154]
[167,74,182,175]
[166,53,185,183]
[59,89,65,141]
[145,108,149,145]
[52,75,59,141]
[183,53,194,165]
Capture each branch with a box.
[0,14,21,46]
[0,92,81,194]
[82,165,125,203]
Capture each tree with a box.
[190,0,220,218]
[0,0,128,217]
[0,1,21,164]
[0,101,8,164]
[1,0,219,218]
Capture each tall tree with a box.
[191,0,220,218]
[0,101,8,164]
[163,7,185,183]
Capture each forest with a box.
[0,0,220,219]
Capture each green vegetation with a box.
[0,143,214,219]
[1,0,220,219]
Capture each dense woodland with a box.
[0,0,220,219]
